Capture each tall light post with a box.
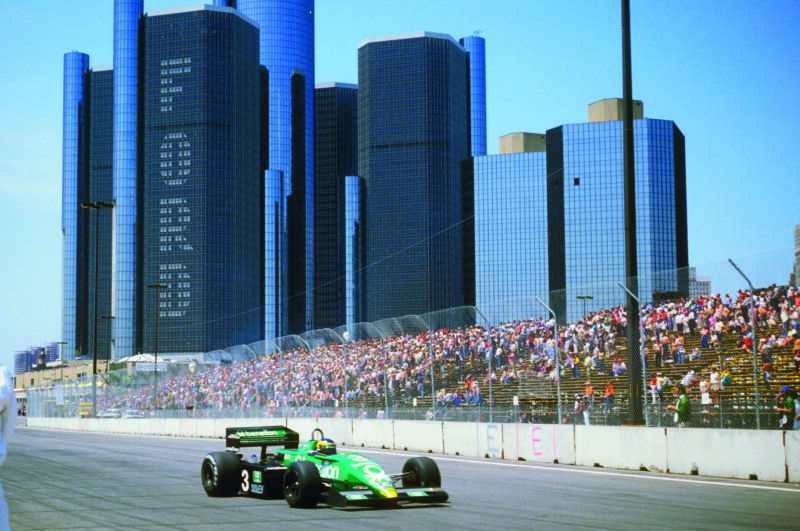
[577,295,593,319]
[728,259,760,429]
[618,282,648,426]
[101,316,115,410]
[382,340,389,420]
[342,330,350,418]
[536,297,562,424]
[81,200,114,417]
[55,342,68,383]
[147,283,168,408]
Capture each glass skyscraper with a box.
[61,51,90,361]
[62,3,267,361]
[358,32,469,321]
[237,0,316,335]
[314,83,359,329]
[142,5,263,354]
[88,68,115,361]
[111,0,143,359]
[465,152,550,324]
[547,111,688,321]
[459,35,487,157]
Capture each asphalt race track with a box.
[3,426,799,530]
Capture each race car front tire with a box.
[402,456,442,488]
[201,451,241,497]
[283,461,322,508]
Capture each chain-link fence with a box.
[26,251,799,430]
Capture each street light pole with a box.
[55,342,68,382]
[618,282,648,426]
[535,297,562,424]
[81,201,113,417]
[342,330,350,418]
[728,259,760,429]
[577,295,593,319]
[147,283,168,409]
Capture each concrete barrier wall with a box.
[786,431,800,482]
[394,421,443,454]
[25,417,795,483]
[500,423,575,464]
[666,428,787,481]
[575,426,668,472]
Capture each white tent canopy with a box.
[117,353,157,363]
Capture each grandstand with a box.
[24,286,800,429]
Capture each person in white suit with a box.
[0,364,15,530]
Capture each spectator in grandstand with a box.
[709,366,721,403]
[793,389,800,430]
[604,381,615,415]
[667,383,691,427]
[700,327,709,349]
[680,369,698,387]
[761,360,774,393]
[0,364,15,529]
[698,378,711,413]
[793,335,800,373]
[573,394,585,425]
[775,386,795,430]
[650,374,659,404]
[656,372,673,403]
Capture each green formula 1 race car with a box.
[201,425,449,509]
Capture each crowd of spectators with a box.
[107,285,800,423]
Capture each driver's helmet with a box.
[316,438,337,455]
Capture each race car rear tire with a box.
[402,456,441,488]
[283,461,322,508]
[201,451,241,497]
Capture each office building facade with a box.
[358,32,469,321]
[314,83,359,329]
[459,35,487,157]
[142,6,263,354]
[464,152,549,324]
[87,68,115,360]
[110,0,142,359]
[62,3,268,361]
[61,52,91,361]
[546,101,688,321]
[237,0,316,335]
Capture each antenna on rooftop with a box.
[473,30,482,36]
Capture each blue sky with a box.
[1,0,798,370]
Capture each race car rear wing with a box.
[225,425,300,451]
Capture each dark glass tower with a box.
[314,83,359,329]
[88,68,115,360]
[142,6,263,353]
[358,32,469,321]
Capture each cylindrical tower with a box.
[237,0,315,335]
[459,35,487,157]
[111,0,143,359]
[62,51,91,362]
